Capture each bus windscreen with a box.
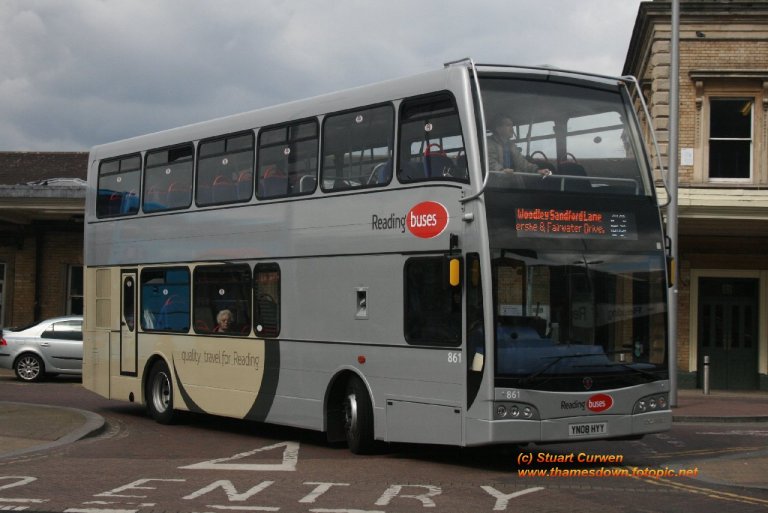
[488,250,668,391]
[480,77,651,196]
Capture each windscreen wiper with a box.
[577,361,660,380]
[520,353,604,385]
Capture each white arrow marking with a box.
[179,441,299,471]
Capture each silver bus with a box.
[83,60,672,453]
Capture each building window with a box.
[709,98,753,180]
[67,265,83,315]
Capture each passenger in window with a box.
[214,309,235,333]
[487,115,552,179]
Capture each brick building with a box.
[624,0,768,389]
[0,152,87,328]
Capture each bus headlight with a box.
[633,394,669,414]
[494,402,539,420]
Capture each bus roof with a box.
[87,61,629,162]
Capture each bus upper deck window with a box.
[398,93,468,184]
[321,104,394,192]
[257,120,318,200]
[97,154,141,218]
[197,132,254,206]
[144,144,194,213]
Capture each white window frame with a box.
[707,96,754,183]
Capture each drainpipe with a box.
[668,0,680,406]
[34,230,43,322]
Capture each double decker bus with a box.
[83,60,671,453]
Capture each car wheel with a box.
[15,353,44,382]
[146,360,175,424]
[343,376,374,454]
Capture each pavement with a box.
[0,401,105,459]
[0,389,767,491]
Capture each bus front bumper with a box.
[465,410,672,446]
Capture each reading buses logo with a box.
[371,201,449,239]
[561,393,614,413]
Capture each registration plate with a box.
[569,422,608,437]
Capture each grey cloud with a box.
[0,0,643,150]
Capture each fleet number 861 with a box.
[448,352,462,364]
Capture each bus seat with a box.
[423,144,454,178]
[145,187,165,211]
[194,307,214,333]
[260,165,287,197]
[236,170,253,200]
[197,184,211,204]
[423,155,454,177]
[368,161,392,185]
[454,152,468,178]
[157,295,189,331]
[256,295,279,337]
[299,175,316,192]
[557,162,591,192]
[107,192,122,215]
[167,182,191,207]
[120,190,139,214]
[400,160,426,180]
[332,178,352,190]
[211,175,235,203]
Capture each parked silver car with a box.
[0,316,83,382]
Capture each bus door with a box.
[120,270,138,376]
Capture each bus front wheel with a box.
[343,376,374,454]
[146,360,175,424]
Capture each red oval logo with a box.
[407,201,449,239]
[587,393,613,413]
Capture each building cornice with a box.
[657,186,768,220]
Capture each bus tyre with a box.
[146,360,175,424]
[344,376,374,454]
[15,353,44,382]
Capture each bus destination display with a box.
[515,208,637,240]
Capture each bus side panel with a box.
[257,254,465,444]
[264,342,465,443]
[109,328,143,405]
[83,266,115,399]
[386,400,462,445]
[82,328,110,398]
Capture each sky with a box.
[0,0,647,152]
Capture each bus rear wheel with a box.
[146,360,175,424]
[343,376,374,454]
